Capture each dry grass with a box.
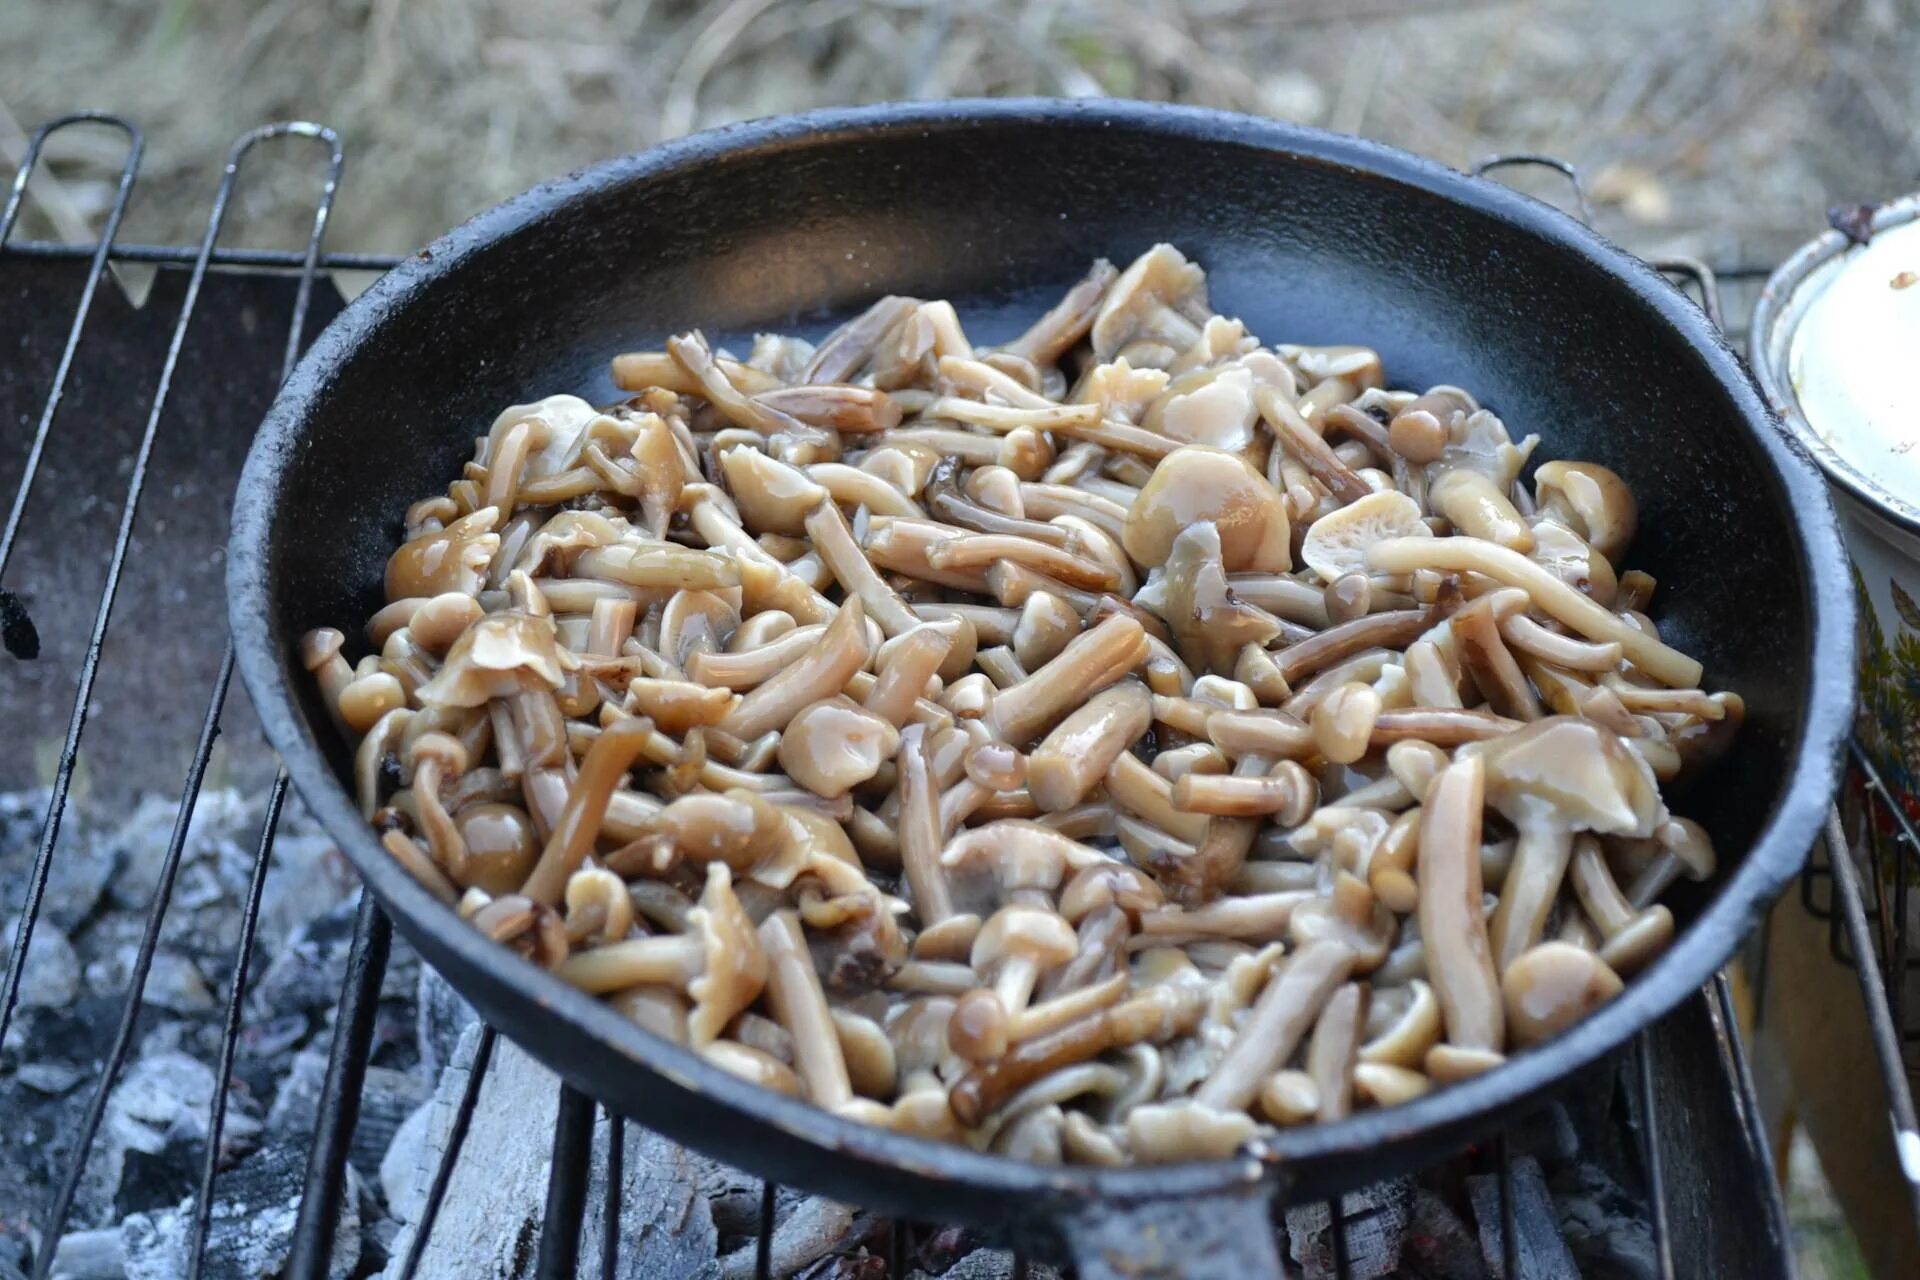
[1,0,1916,267]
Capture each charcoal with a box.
[84,947,213,1014]
[104,792,251,913]
[16,1060,88,1095]
[711,1195,856,1280]
[74,1052,215,1223]
[1469,1155,1580,1280]
[256,821,358,954]
[1550,1160,1658,1280]
[1400,1187,1488,1280]
[580,1120,724,1280]
[413,966,478,1078]
[250,900,364,1014]
[0,793,115,932]
[121,1148,362,1280]
[382,1026,717,1278]
[46,1227,124,1280]
[5,917,80,1010]
[1284,1179,1413,1280]
[915,1251,1062,1280]
[267,1047,426,1184]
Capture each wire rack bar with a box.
[2,236,401,272]
[601,1113,625,1280]
[0,115,142,625]
[1827,807,1920,1215]
[187,772,290,1280]
[286,894,393,1280]
[6,120,342,1279]
[395,1024,499,1279]
[538,1087,600,1278]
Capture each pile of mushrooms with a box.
[306,244,1738,1165]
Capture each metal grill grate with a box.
[0,115,1813,1279]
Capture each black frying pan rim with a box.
[229,97,1853,1212]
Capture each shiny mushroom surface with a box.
[307,244,1735,1164]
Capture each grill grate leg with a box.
[285,895,392,1280]
[187,772,290,1280]
[535,1086,598,1279]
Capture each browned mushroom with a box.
[1568,835,1674,975]
[1122,446,1291,572]
[948,981,1207,1126]
[1418,756,1503,1054]
[1501,941,1623,1046]
[557,863,766,1046]
[385,506,500,601]
[1365,537,1701,687]
[1194,939,1354,1111]
[1476,717,1662,973]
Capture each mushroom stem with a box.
[988,614,1148,744]
[897,723,955,926]
[1194,939,1355,1112]
[1256,385,1373,504]
[1364,537,1702,687]
[557,931,703,992]
[521,717,657,906]
[718,597,872,739]
[1306,983,1366,1122]
[1027,681,1153,811]
[1486,817,1574,974]
[1369,707,1521,747]
[1274,609,1430,685]
[1171,763,1315,819]
[1498,614,1622,672]
[1105,752,1212,845]
[927,534,1120,593]
[760,910,855,1110]
[1001,259,1118,365]
[382,829,460,903]
[803,499,921,636]
[1417,757,1504,1051]
[949,982,1206,1126]
[1454,599,1543,722]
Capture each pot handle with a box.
[1060,1183,1285,1280]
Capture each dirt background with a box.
[3,0,1917,276]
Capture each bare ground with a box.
[2,0,1917,273]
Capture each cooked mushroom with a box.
[1305,983,1366,1121]
[1365,536,1701,687]
[1121,446,1291,573]
[757,909,855,1109]
[948,981,1206,1126]
[1089,244,1209,361]
[1533,460,1637,565]
[1476,717,1663,973]
[1568,835,1674,975]
[777,699,901,798]
[1622,815,1716,908]
[986,613,1147,744]
[1194,939,1354,1112]
[1258,1070,1322,1125]
[1418,757,1503,1054]
[557,863,766,1046]
[1501,941,1624,1046]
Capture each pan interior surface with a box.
[230,101,1848,1233]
